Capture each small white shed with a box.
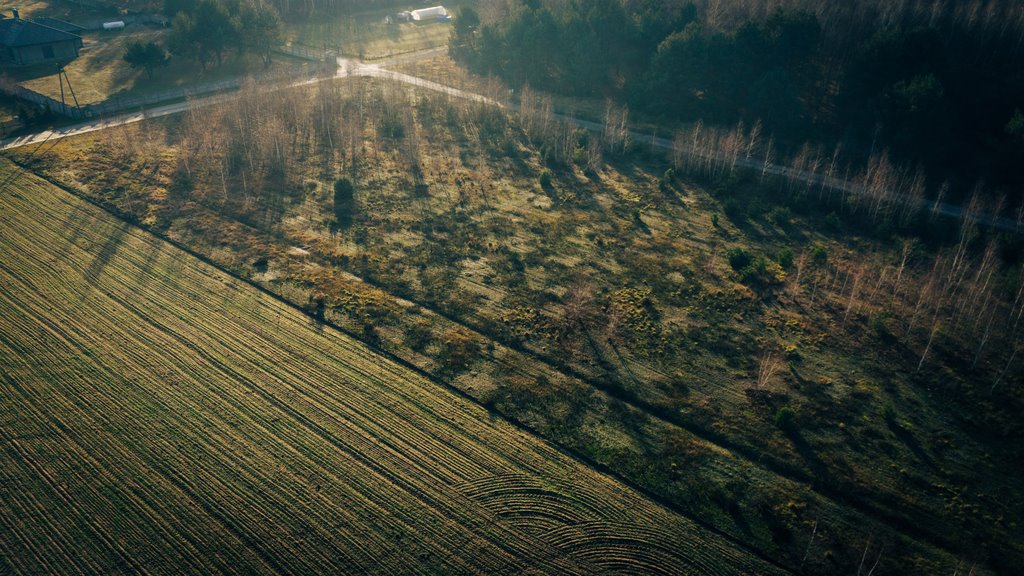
[410,6,447,21]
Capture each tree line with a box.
[164,0,283,69]
[450,0,1024,212]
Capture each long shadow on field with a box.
[787,430,832,489]
[84,224,128,287]
[887,419,936,470]
[59,199,102,248]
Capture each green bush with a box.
[777,247,794,269]
[539,170,553,190]
[811,244,828,265]
[882,402,897,424]
[727,247,753,271]
[723,198,748,222]
[774,406,797,431]
[825,211,841,230]
[729,248,785,287]
[767,206,792,225]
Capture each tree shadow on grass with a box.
[727,502,755,538]
[887,418,937,470]
[787,429,833,489]
[84,223,127,287]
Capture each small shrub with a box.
[777,247,794,269]
[538,170,553,190]
[711,213,720,228]
[404,320,433,352]
[361,323,381,347]
[811,244,828,265]
[658,168,674,193]
[168,161,193,201]
[871,312,891,338]
[727,247,753,271]
[729,248,785,287]
[541,146,562,167]
[873,220,895,240]
[774,406,797,431]
[824,211,841,230]
[723,198,748,222]
[378,111,405,139]
[438,330,481,374]
[882,402,897,424]
[767,206,792,226]
[333,178,355,227]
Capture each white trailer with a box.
[410,6,447,21]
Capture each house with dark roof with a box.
[1,10,83,67]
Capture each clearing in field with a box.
[0,158,783,574]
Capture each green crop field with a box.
[0,158,785,574]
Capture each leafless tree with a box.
[756,350,782,389]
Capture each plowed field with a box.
[0,159,785,575]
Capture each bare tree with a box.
[891,240,913,304]
[760,136,774,183]
[844,265,865,324]
[756,350,782,389]
[917,315,941,372]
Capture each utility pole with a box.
[56,64,81,118]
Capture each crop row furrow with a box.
[2,194,593,569]
[76,289,552,574]
[0,282,426,574]
[0,221,405,573]
[545,521,751,576]
[457,474,636,524]
[0,285,291,575]
[0,164,792,576]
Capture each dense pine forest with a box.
[449,0,1024,211]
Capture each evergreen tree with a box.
[123,40,170,79]
[333,178,355,228]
